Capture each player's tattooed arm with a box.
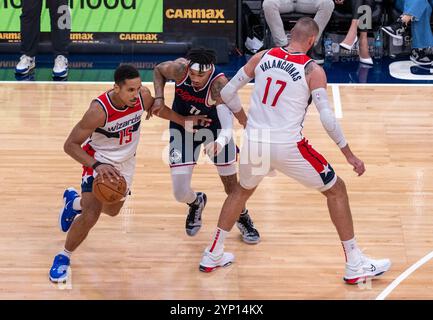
[305,60,327,90]
[210,76,229,105]
[304,60,317,77]
[153,58,188,91]
[152,58,188,115]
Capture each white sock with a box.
[207,227,228,255]
[72,197,82,211]
[59,248,72,259]
[341,238,362,265]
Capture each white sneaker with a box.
[344,255,391,284]
[199,248,235,273]
[15,55,35,75]
[53,55,68,77]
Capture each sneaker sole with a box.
[381,28,403,40]
[186,226,201,237]
[199,260,233,273]
[410,56,433,66]
[15,64,35,75]
[53,70,68,78]
[241,236,261,245]
[344,270,386,285]
[49,274,68,283]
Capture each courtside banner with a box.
[162,0,237,45]
[0,0,236,46]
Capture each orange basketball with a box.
[92,174,127,204]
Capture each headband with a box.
[189,63,213,72]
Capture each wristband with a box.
[92,161,104,170]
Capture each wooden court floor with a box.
[0,82,432,299]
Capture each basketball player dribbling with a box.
[199,18,391,284]
[151,48,260,243]
[49,65,209,282]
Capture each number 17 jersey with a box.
[246,47,313,144]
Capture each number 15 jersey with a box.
[246,47,313,144]
[86,90,145,163]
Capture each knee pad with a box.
[171,167,196,203]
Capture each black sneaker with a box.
[382,17,408,40]
[410,48,433,66]
[185,192,207,236]
[426,47,433,59]
[236,209,260,244]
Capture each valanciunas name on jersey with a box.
[259,59,302,82]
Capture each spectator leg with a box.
[263,0,295,47]
[403,0,433,49]
[20,0,43,57]
[341,19,359,47]
[47,0,71,58]
[359,31,371,59]
[295,0,335,44]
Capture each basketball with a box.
[92,174,127,204]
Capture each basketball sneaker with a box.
[49,254,70,283]
[236,209,260,244]
[53,55,68,78]
[185,192,207,236]
[410,48,433,66]
[199,247,235,273]
[381,17,408,40]
[59,187,81,232]
[15,55,35,75]
[344,255,391,284]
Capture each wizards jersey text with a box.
[85,90,145,163]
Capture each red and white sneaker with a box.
[344,255,391,284]
[199,248,235,273]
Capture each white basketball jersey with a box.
[86,90,145,163]
[246,48,313,143]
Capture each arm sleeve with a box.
[220,67,253,113]
[311,88,347,148]
[215,104,234,147]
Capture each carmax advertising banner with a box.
[0,0,237,47]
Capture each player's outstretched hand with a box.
[346,155,365,176]
[146,98,165,120]
[183,115,212,133]
[95,164,121,183]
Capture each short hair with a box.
[291,17,319,43]
[114,64,140,85]
[186,47,216,72]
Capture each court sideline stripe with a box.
[376,250,433,300]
